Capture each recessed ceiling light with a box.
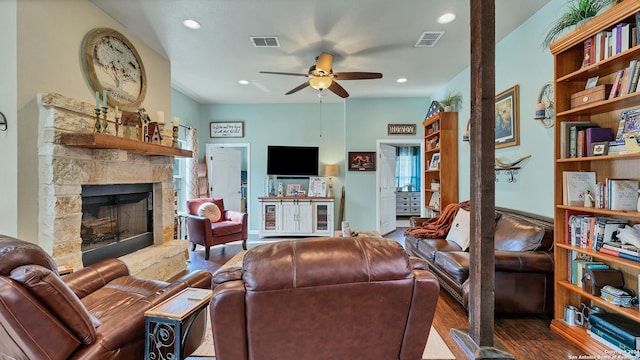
[183,19,201,29]
[437,13,456,24]
[396,78,408,83]
[238,80,249,85]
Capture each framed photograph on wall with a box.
[348,152,376,171]
[495,85,519,149]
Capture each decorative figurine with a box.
[583,190,594,208]
[277,183,283,197]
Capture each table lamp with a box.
[323,164,339,198]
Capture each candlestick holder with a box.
[94,108,101,133]
[114,116,120,137]
[101,107,108,133]
[172,126,179,147]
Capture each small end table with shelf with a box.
[144,287,212,360]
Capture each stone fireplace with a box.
[37,93,189,281]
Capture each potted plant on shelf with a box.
[541,0,613,48]
[440,90,463,112]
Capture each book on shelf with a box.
[610,69,625,99]
[563,171,596,206]
[602,242,640,257]
[619,66,633,97]
[585,127,614,157]
[588,327,637,354]
[589,312,640,351]
[596,218,629,250]
[608,179,639,211]
[560,121,593,159]
[583,36,594,67]
[564,210,591,244]
[570,125,599,158]
[629,59,640,94]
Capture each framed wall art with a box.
[82,28,147,111]
[495,85,520,149]
[348,152,376,171]
[428,153,440,170]
[210,121,244,138]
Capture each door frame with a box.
[206,143,251,215]
[376,139,424,233]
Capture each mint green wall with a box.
[431,0,561,217]
[199,102,346,231]
[172,0,568,229]
[171,89,202,140]
[344,98,428,230]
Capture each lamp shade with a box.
[323,164,338,177]
[310,77,333,91]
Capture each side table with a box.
[144,287,212,360]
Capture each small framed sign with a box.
[387,123,416,135]
[210,121,244,138]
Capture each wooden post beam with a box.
[451,1,514,358]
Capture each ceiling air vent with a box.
[414,31,444,47]
[250,36,280,47]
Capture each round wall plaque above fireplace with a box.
[82,27,147,111]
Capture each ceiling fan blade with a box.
[328,81,349,98]
[333,72,383,80]
[260,71,309,77]
[286,81,311,95]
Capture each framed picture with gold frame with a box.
[82,28,147,111]
[495,85,519,149]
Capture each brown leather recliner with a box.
[210,237,440,360]
[186,197,248,259]
[0,234,212,360]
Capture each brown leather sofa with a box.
[210,237,440,360]
[405,207,554,314]
[0,235,212,359]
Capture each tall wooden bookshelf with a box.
[550,2,640,355]
[423,112,458,216]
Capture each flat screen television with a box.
[267,145,319,176]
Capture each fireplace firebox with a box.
[81,183,153,266]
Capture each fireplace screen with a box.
[81,184,153,266]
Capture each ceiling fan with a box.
[259,53,383,98]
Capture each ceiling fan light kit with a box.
[260,52,382,98]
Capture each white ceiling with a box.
[91,0,551,104]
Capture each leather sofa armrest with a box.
[494,251,554,273]
[186,215,213,245]
[211,280,248,360]
[150,270,213,304]
[225,210,246,222]
[63,258,130,298]
[400,269,440,360]
[408,256,429,271]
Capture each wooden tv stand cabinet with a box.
[258,197,334,238]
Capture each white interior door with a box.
[208,147,242,212]
[378,143,397,235]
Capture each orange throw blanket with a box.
[404,201,469,239]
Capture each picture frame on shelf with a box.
[348,152,376,171]
[286,184,302,196]
[428,153,440,170]
[495,85,519,149]
[307,177,327,197]
[585,76,599,89]
[591,141,609,156]
[210,121,244,138]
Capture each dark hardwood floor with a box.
[184,228,587,359]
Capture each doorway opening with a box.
[205,143,251,215]
[376,139,423,235]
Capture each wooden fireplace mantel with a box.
[60,133,192,158]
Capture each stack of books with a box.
[587,312,640,355]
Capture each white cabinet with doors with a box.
[259,197,334,238]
